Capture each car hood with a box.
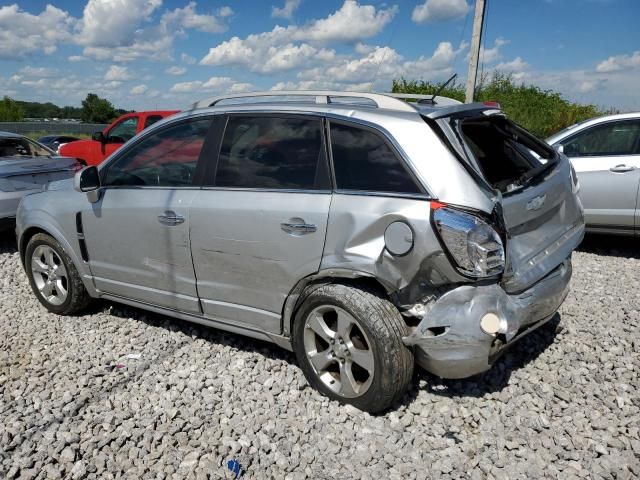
[0,156,78,177]
[45,177,75,191]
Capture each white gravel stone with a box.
[0,234,639,479]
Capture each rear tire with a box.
[25,233,93,315]
[292,283,414,413]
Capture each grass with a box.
[26,132,92,141]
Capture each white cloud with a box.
[405,41,467,75]
[170,76,254,94]
[202,76,234,90]
[181,53,197,64]
[103,80,123,89]
[78,0,161,48]
[477,37,509,64]
[18,67,59,78]
[170,81,202,94]
[201,1,395,73]
[68,55,86,62]
[295,1,397,43]
[79,1,230,62]
[272,0,302,20]
[217,6,233,18]
[295,41,467,90]
[271,79,372,92]
[105,65,132,81]
[229,82,254,93]
[596,51,640,73]
[84,34,174,62]
[166,66,187,76]
[575,78,607,93]
[130,84,148,95]
[412,0,469,23]
[494,57,529,71]
[263,44,335,73]
[0,4,75,58]
[161,2,232,34]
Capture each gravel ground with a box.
[0,232,638,480]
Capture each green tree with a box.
[81,93,116,123]
[0,96,24,121]
[392,72,602,137]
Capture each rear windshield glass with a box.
[458,116,555,193]
[0,137,53,157]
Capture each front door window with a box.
[106,117,139,144]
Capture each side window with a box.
[103,119,211,187]
[107,117,139,143]
[144,115,164,129]
[562,120,640,157]
[329,122,421,194]
[214,116,329,190]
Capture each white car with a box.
[547,112,640,236]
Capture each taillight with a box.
[431,202,505,278]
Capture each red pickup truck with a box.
[60,110,178,166]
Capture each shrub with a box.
[391,72,603,138]
[0,96,24,122]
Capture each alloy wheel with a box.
[303,305,375,398]
[30,245,68,306]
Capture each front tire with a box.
[25,233,93,315]
[292,283,414,413]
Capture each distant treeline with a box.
[16,101,83,119]
[14,100,130,122]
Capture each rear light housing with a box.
[431,202,505,278]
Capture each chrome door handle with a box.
[610,164,636,173]
[281,221,317,236]
[158,210,185,225]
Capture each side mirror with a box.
[92,131,106,143]
[74,166,101,203]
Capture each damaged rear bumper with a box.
[403,258,572,379]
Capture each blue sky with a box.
[0,0,638,111]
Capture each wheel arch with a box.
[281,269,395,337]
[19,222,98,297]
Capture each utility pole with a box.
[465,0,486,103]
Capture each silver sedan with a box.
[0,132,82,228]
[547,112,640,236]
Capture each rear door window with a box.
[214,115,330,190]
[561,120,640,157]
[329,122,421,194]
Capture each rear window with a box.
[0,137,52,157]
[457,116,555,193]
[329,122,421,194]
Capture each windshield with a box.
[0,137,54,158]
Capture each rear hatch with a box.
[430,108,584,293]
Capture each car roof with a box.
[179,91,497,125]
[547,111,640,142]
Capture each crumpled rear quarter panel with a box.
[320,194,466,302]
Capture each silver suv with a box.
[16,91,584,412]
